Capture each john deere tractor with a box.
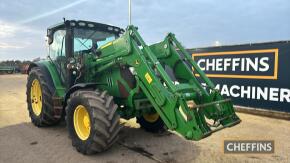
[27,20,240,154]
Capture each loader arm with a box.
[92,25,240,140]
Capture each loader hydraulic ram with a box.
[26,20,240,154]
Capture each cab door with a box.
[48,29,67,85]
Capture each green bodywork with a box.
[34,23,240,140]
[36,61,66,97]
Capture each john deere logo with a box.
[192,49,279,80]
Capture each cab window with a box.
[49,30,66,59]
[74,38,92,51]
[73,28,117,54]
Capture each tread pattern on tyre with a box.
[66,90,121,154]
[26,67,60,126]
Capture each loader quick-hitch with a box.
[27,20,240,154]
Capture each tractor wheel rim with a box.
[30,79,42,116]
[73,105,91,140]
[143,113,159,123]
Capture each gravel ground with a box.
[0,74,289,163]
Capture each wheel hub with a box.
[30,79,42,116]
[73,105,91,140]
[143,113,159,123]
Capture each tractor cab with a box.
[46,20,124,86]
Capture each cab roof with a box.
[47,20,125,35]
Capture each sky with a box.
[0,0,289,61]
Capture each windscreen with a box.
[73,28,117,53]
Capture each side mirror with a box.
[47,29,53,44]
[47,35,53,44]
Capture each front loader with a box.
[27,20,240,154]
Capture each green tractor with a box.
[26,20,240,154]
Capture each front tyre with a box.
[66,90,121,154]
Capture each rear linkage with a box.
[94,25,241,140]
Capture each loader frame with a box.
[85,25,240,140]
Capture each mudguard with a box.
[64,83,100,107]
[28,61,65,97]
[28,62,56,95]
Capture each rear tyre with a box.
[26,67,60,126]
[137,113,165,133]
[66,90,121,154]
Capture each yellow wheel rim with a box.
[73,105,91,140]
[30,79,42,116]
[143,113,159,123]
